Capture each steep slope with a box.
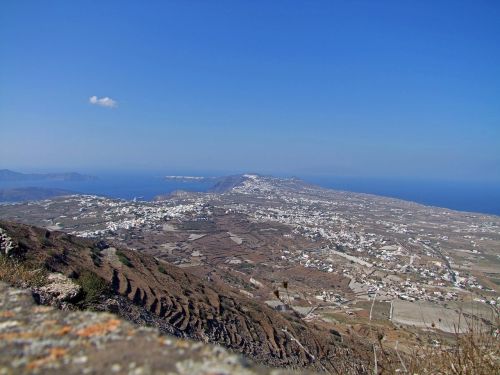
[0,220,368,373]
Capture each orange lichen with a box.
[57,325,72,335]
[26,347,67,370]
[76,318,121,337]
[50,347,67,357]
[0,310,15,318]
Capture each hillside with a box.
[0,220,368,373]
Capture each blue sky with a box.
[1,1,499,181]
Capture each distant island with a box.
[164,175,214,182]
[0,169,97,182]
[0,187,76,202]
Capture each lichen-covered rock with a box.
[0,228,17,256]
[0,282,310,375]
[37,273,82,303]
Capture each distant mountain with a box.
[0,187,76,202]
[0,169,97,182]
[163,174,308,194]
[208,174,310,193]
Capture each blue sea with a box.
[306,176,500,217]
[1,173,499,216]
[0,173,215,201]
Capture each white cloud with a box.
[89,95,117,108]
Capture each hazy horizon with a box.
[2,167,500,216]
[3,166,500,184]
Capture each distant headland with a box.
[0,169,97,182]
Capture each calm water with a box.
[0,174,215,201]
[1,173,499,216]
[307,176,500,216]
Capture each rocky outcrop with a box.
[36,273,82,306]
[0,282,305,375]
[0,227,17,256]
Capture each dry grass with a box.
[405,323,500,374]
[372,315,500,374]
[344,292,499,374]
[0,255,47,288]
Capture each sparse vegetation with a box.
[237,262,255,272]
[273,280,293,306]
[403,320,500,375]
[89,246,102,266]
[44,248,68,271]
[0,255,47,287]
[76,271,110,305]
[158,265,167,274]
[348,313,500,374]
[116,250,133,267]
[41,238,53,248]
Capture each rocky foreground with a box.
[0,281,307,375]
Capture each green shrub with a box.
[76,271,109,305]
[116,250,133,267]
[41,238,53,248]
